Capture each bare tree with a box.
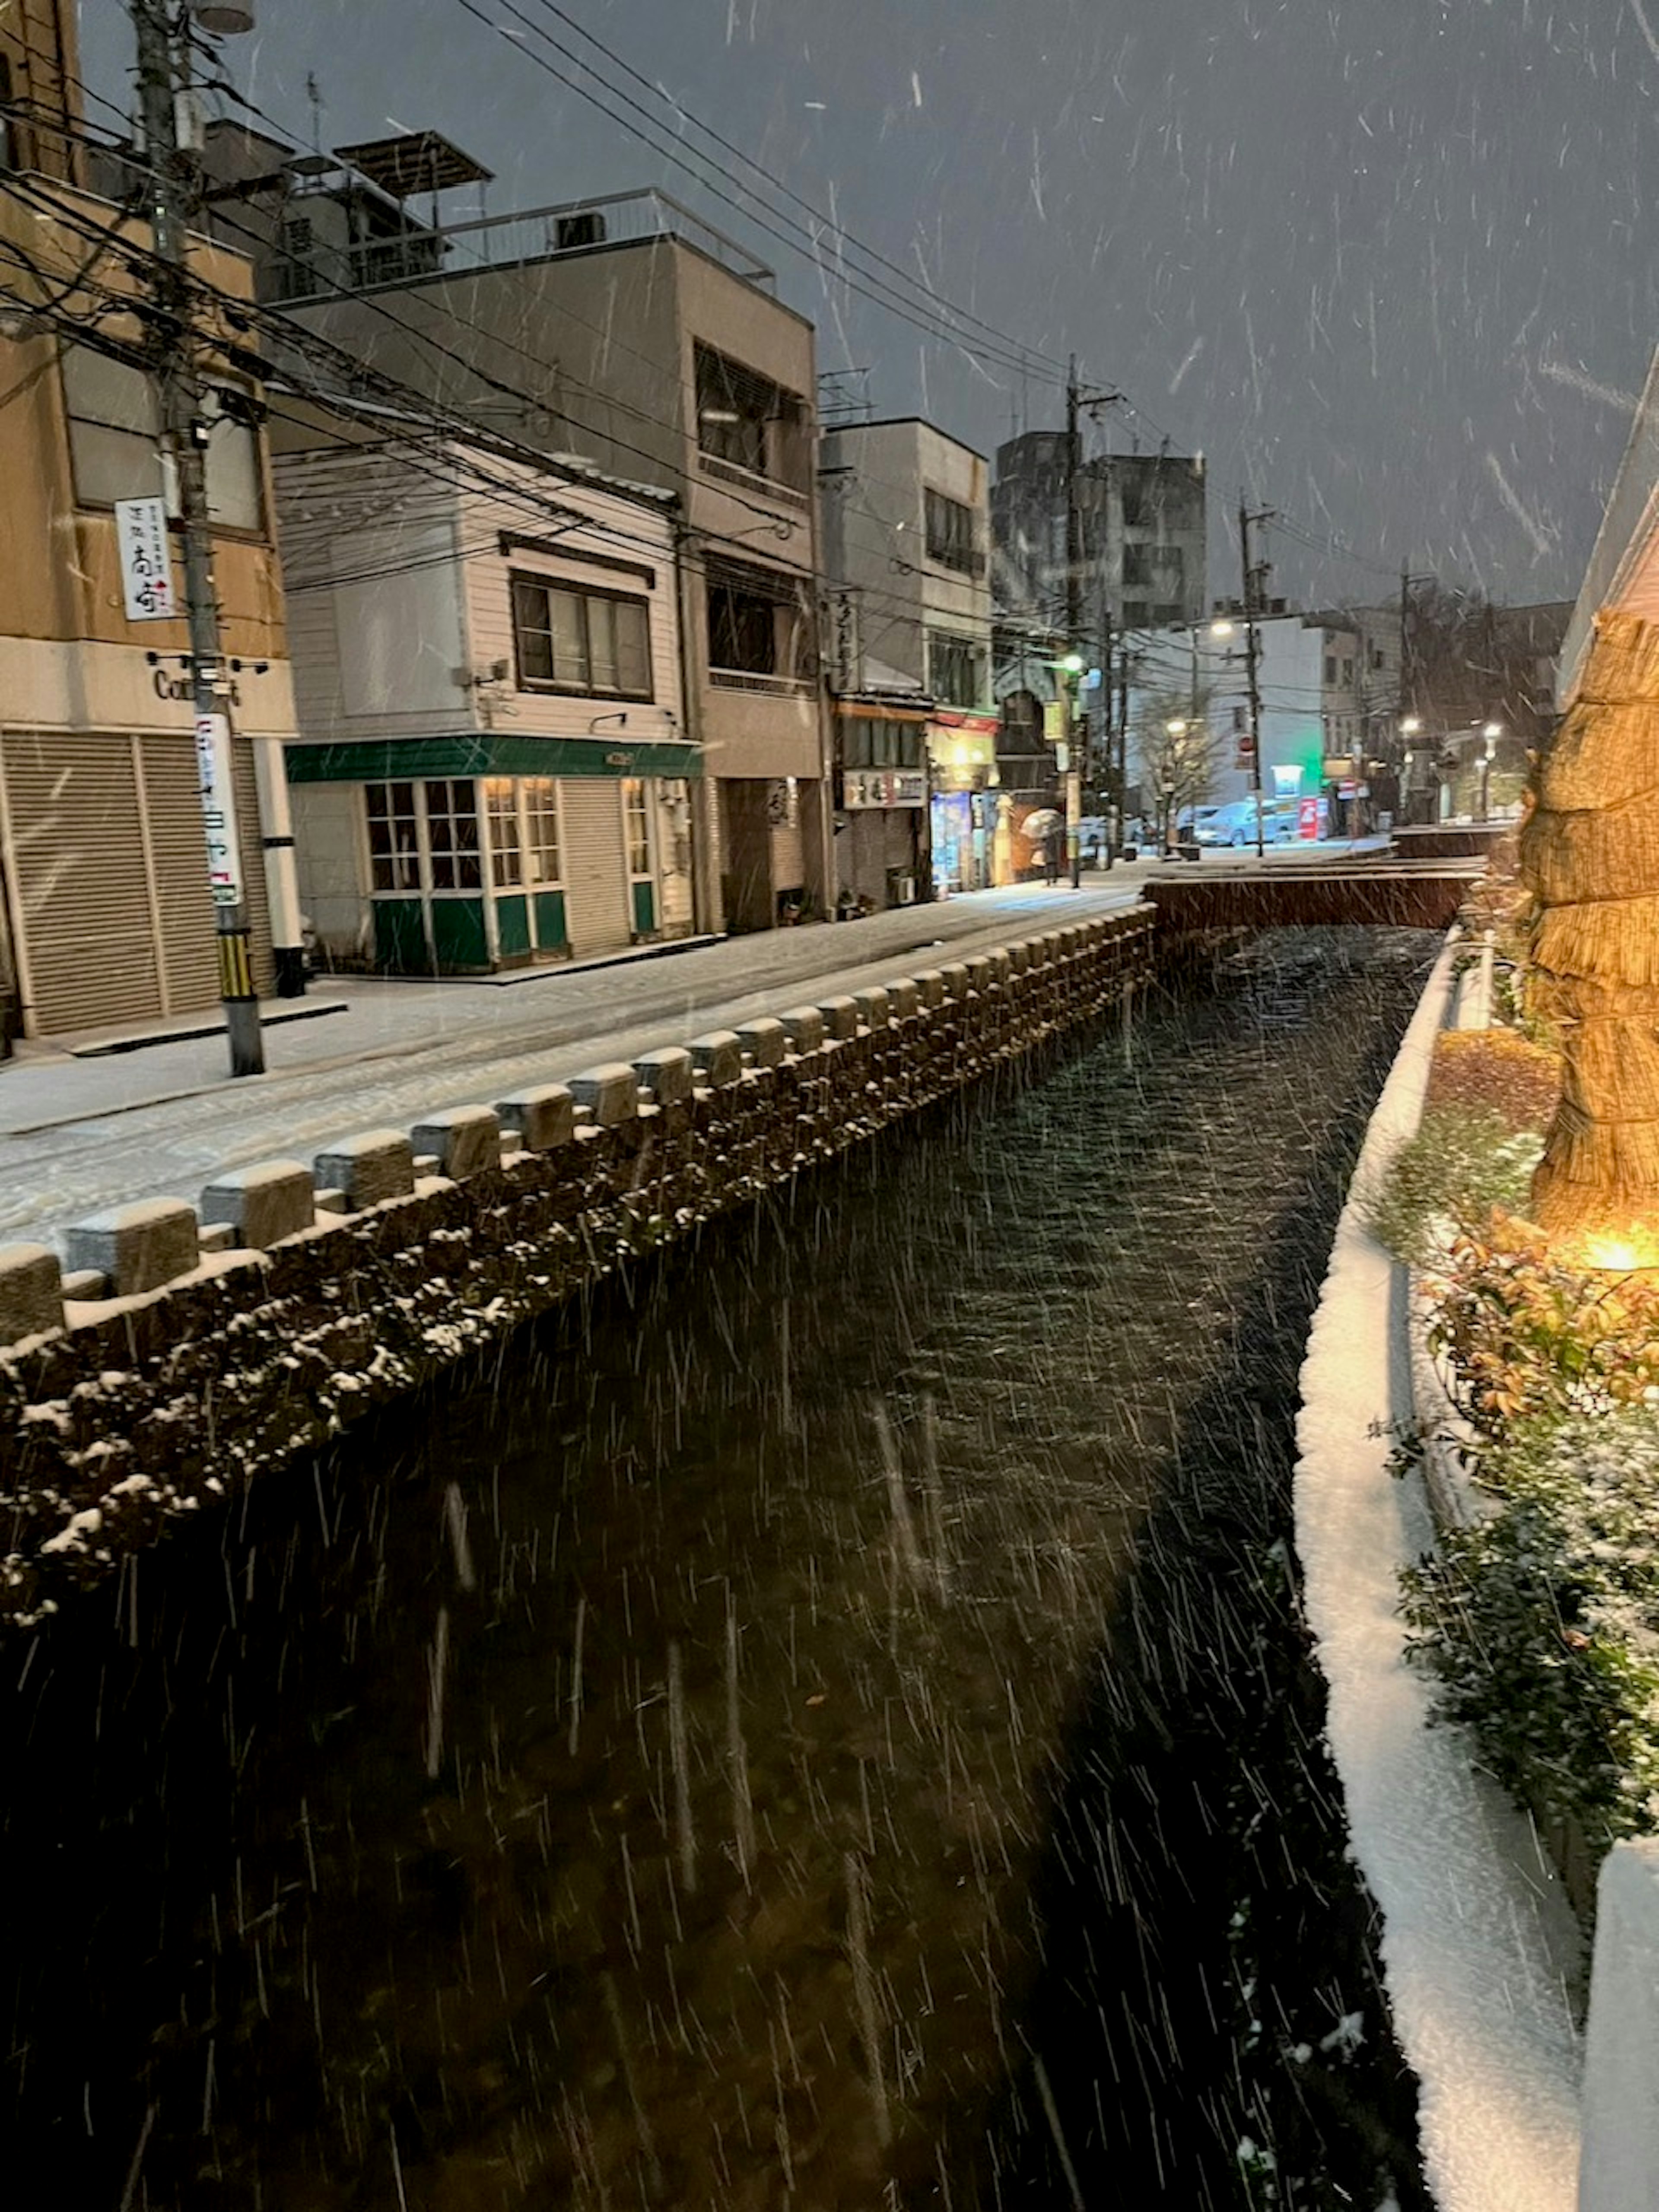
[1132,686,1223,846]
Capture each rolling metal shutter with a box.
[0,732,162,1036]
[0,729,274,1040]
[558,778,630,956]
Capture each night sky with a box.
[82,0,1657,608]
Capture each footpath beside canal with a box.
[0,909,1154,1625]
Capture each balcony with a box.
[264,187,775,307]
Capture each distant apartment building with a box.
[194,123,833,933]
[992,433,1207,642]
[1128,606,1403,830]
[275,426,696,973]
[820,418,995,902]
[0,10,301,1043]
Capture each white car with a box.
[1193,800,1300,848]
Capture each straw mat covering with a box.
[1524,609,1659,1244]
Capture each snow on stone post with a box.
[1579,1836,1659,2212]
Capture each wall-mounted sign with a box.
[115,497,178,622]
[842,769,926,809]
[194,713,243,907]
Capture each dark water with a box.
[0,929,1436,2211]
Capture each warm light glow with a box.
[1210,619,1235,638]
[1165,717,1188,736]
[1482,721,1502,740]
[1586,1237,1641,1271]
[1401,715,1422,736]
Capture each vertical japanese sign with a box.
[194,713,243,907]
[114,496,178,622]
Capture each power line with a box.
[504,0,1073,381]
[445,0,1071,385]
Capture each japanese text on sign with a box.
[114,496,178,623]
[194,714,244,908]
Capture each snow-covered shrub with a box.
[1362,1106,1541,1267]
[1428,1214,1659,1440]
[1403,1406,1659,1852]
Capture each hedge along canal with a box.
[0,926,1438,2211]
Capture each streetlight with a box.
[1162,719,1188,852]
[1481,721,1501,820]
[1059,652,1086,886]
[1398,716,1423,823]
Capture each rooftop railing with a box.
[264,186,775,306]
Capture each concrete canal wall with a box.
[0,911,1154,1627]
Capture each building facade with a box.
[820,418,995,903]
[197,125,833,933]
[276,435,696,973]
[0,35,301,1043]
[992,434,1207,644]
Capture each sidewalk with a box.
[0,877,1148,1252]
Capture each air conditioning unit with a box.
[553,210,607,251]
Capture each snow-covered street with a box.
[0,880,1145,1252]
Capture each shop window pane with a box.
[426,779,481,891]
[623,777,651,877]
[485,777,523,888]
[524,776,562,884]
[365,780,420,892]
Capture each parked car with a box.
[1192,799,1300,848]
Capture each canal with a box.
[0,927,1437,2211]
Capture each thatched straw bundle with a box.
[1520,801,1659,908]
[1532,895,1659,986]
[1524,608,1659,1246]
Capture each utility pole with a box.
[130,0,264,1076]
[1239,496,1274,861]
[1063,361,1084,887]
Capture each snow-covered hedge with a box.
[1403,1405,1659,1858]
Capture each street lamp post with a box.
[1481,721,1501,821]
[1400,715,1422,826]
[1060,651,1085,887]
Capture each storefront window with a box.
[623,777,652,877]
[524,777,562,884]
[365,781,420,892]
[484,778,522,888]
[424,779,481,890]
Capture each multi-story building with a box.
[275,425,696,973]
[992,433,1207,645]
[820,418,995,901]
[1128,608,1403,833]
[0,7,302,1044]
[195,123,833,933]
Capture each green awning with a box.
[285,733,702,783]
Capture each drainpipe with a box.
[673,518,723,936]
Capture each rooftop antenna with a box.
[305,72,325,165]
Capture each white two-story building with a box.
[276,428,697,974]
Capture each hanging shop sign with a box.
[842,769,927,809]
[115,496,178,622]
[194,712,244,906]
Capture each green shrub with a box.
[1363,1105,1541,1266]
[1402,1407,1659,1854]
